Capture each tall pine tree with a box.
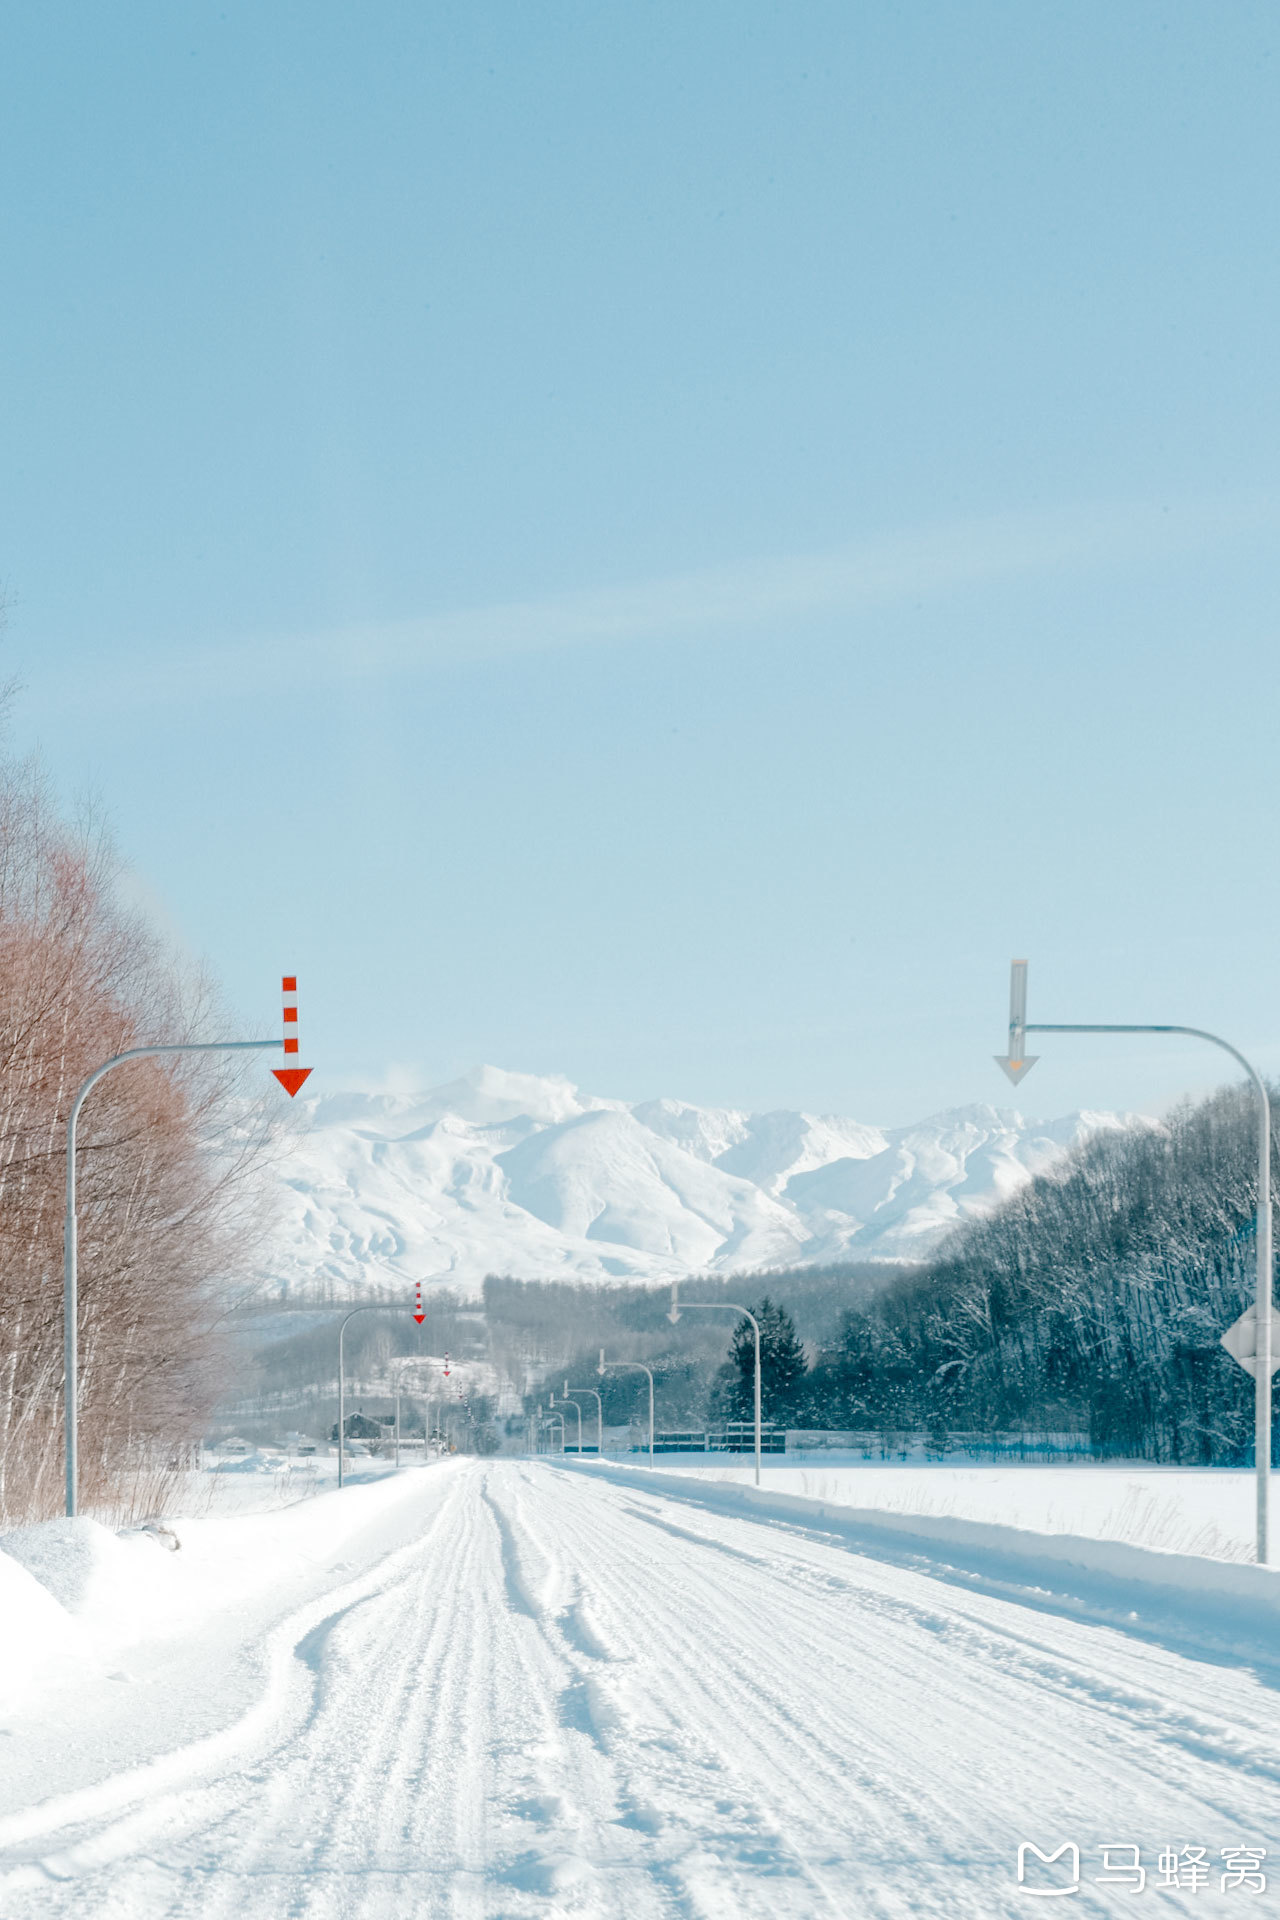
[721,1297,809,1425]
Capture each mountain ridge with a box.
[261,1065,1133,1299]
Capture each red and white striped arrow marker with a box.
[413,1281,425,1326]
[271,975,313,1098]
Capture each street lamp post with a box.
[392,1360,441,1469]
[566,1383,604,1454]
[392,1362,407,1471]
[995,958,1274,1565]
[392,1363,420,1470]
[598,1351,654,1465]
[337,1306,419,1489]
[64,1036,283,1517]
[552,1392,582,1453]
[668,1285,762,1486]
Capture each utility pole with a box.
[668,1285,762,1486]
[994,957,1275,1564]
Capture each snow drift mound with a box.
[0,1518,178,1621]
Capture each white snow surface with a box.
[1,1460,1277,1917]
[265,1064,1131,1296]
[600,1456,1265,1562]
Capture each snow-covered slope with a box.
[262,1065,1129,1299]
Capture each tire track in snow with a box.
[4,1462,1277,1917]
[126,1467,498,1920]
[528,1475,935,1917]
[497,1470,861,1920]
[609,1481,1280,1802]
[519,1466,1278,1916]
[3,1468,678,1919]
[0,1472,470,1889]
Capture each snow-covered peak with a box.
[631,1097,752,1164]
[716,1110,888,1194]
[259,1067,1131,1300]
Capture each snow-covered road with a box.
[2,1460,1276,1916]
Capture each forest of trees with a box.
[805,1087,1268,1463]
[513,1088,1270,1464]
[0,748,276,1523]
[498,1267,893,1435]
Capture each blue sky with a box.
[5,2,1280,1124]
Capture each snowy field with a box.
[619,1452,1263,1561]
[2,1457,1278,1917]
[194,1448,426,1517]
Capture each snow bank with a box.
[0,1461,464,1692]
[0,1519,178,1623]
[640,1457,1259,1560]
[0,1549,85,1711]
[571,1461,1280,1655]
[0,1520,187,1697]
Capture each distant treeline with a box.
[489,1265,898,1432]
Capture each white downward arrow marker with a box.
[994,958,1039,1086]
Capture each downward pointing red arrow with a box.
[273,977,312,1097]
[413,1281,425,1326]
[272,1066,313,1098]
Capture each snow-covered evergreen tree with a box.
[719,1297,809,1425]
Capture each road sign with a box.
[994,958,1039,1085]
[272,975,313,1096]
[1221,1304,1280,1379]
[413,1280,425,1326]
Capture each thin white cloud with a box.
[34,491,1280,708]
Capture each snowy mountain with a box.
[261,1066,1131,1299]
[257,1066,1133,1299]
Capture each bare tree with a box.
[0,758,277,1522]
